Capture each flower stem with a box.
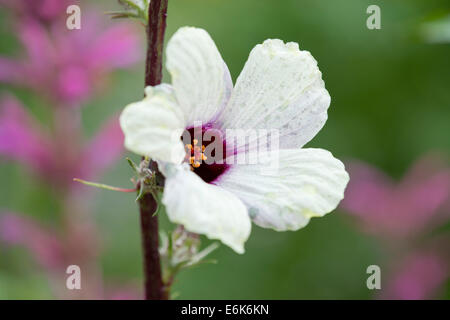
[138,0,169,300]
[145,0,168,87]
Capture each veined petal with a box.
[220,39,330,149]
[119,84,186,163]
[216,148,349,231]
[166,27,232,126]
[162,165,251,254]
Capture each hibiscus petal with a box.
[220,39,330,149]
[166,27,232,126]
[119,84,186,163]
[162,165,251,254]
[216,148,349,231]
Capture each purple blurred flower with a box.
[0,3,141,299]
[76,114,125,181]
[0,0,72,23]
[0,211,142,299]
[0,96,53,174]
[383,250,448,300]
[0,96,125,186]
[0,12,140,105]
[342,155,450,238]
[0,212,64,271]
[342,155,450,299]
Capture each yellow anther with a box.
[185,141,208,169]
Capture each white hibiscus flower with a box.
[120,27,349,254]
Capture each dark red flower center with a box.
[182,124,229,183]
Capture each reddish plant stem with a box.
[145,0,169,87]
[139,191,165,300]
[138,0,169,300]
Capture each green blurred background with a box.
[0,0,449,299]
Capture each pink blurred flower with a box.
[342,154,450,299]
[0,0,72,23]
[383,250,448,300]
[0,211,141,299]
[0,11,141,105]
[0,4,140,300]
[0,212,64,271]
[76,114,125,182]
[342,155,450,238]
[0,96,53,174]
[0,96,125,186]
